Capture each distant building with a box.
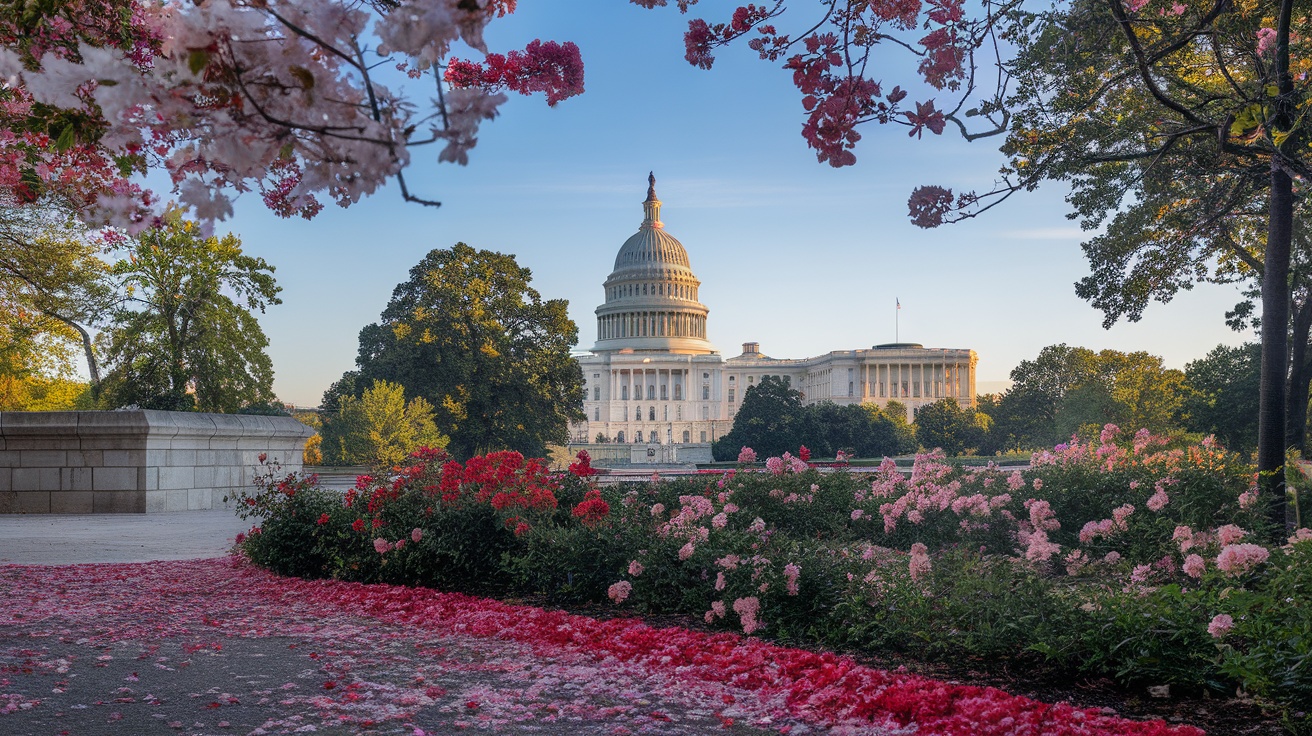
[571,175,977,451]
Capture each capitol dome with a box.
[591,174,715,354]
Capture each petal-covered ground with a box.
[0,558,1203,735]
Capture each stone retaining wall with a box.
[0,410,315,513]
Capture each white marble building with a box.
[570,176,977,449]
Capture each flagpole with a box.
[895,297,899,343]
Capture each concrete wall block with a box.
[145,490,167,513]
[187,488,211,510]
[92,466,140,492]
[0,490,50,512]
[157,466,196,491]
[5,437,82,451]
[18,450,68,467]
[102,449,146,467]
[68,450,105,467]
[50,491,94,513]
[0,450,17,466]
[61,467,92,492]
[144,466,159,491]
[95,490,146,513]
[13,467,60,492]
[164,449,198,467]
[165,489,189,512]
[0,468,9,492]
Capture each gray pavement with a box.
[0,510,253,565]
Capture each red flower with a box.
[316,513,330,526]
[351,519,365,533]
[798,445,811,462]
[571,490,610,526]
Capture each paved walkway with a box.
[0,510,252,565]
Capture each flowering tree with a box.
[0,1,584,231]
[637,0,1304,532]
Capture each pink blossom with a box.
[1182,554,1206,579]
[373,538,392,554]
[1024,530,1061,563]
[1064,549,1087,576]
[765,456,785,475]
[1103,551,1121,565]
[783,563,801,596]
[1173,525,1194,552]
[1238,490,1258,509]
[1208,613,1234,638]
[1129,564,1152,584]
[1099,424,1120,444]
[607,580,632,604]
[1216,524,1247,546]
[732,596,761,635]
[678,541,695,561]
[1216,543,1270,576]
[748,517,766,534]
[909,543,932,582]
[711,600,726,618]
[1257,27,1278,56]
[711,512,728,530]
[1031,478,1043,491]
[411,527,423,543]
[651,503,666,517]
[716,554,741,570]
[628,560,644,577]
[1288,527,1312,546]
[1146,489,1169,512]
[851,508,866,521]
[1111,504,1135,530]
[737,446,757,464]
[715,571,726,591]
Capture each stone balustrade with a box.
[0,410,315,513]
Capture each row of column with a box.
[598,312,706,340]
[608,282,698,301]
[861,362,970,400]
[610,367,690,402]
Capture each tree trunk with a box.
[39,308,100,401]
[1286,294,1312,454]
[1260,162,1293,534]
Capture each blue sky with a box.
[218,2,1248,407]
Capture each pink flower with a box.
[1216,524,1247,546]
[1238,490,1258,509]
[411,527,423,543]
[1064,549,1087,576]
[738,446,757,464]
[607,580,632,604]
[1216,543,1270,576]
[1146,489,1169,512]
[1024,530,1061,563]
[765,457,785,475]
[1183,554,1206,579]
[628,560,644,577]
[1208,613,1234,638]
[650,503,665,517]
[783,563,801,596]
[715,571,726,591]
[851,508,866,521]
[909,543,932,582]
[711,512,728,530]
[1103,551,1121,565]
[1257,27,1278,56]
[1288,527,1312,546]
[678,541,695,560]
[1130,564,1152,584]
[373,538,392,554]
[1173,525,1194,552]
[732,596,761,635]
[1099,424,1120,445]
[1111,504,1135,530]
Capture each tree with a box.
[0,1,584,230]
[1182,344,1262,455]
[99,215,281,412]
[321,380,446,466]
[342,243,582,459]
[712,376,810,460]
[0,203,115,395]
[914,398,985,456]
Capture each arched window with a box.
[636,431,643,442]
[648,407,655,421]
[617,431,625,443]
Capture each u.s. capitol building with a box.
[570,175,976,460]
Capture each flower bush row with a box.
[235,433,1312,733]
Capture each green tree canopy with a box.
[343,243,582,459]
[99,215,281,412]
[914,399,986,457]
[321,380,447,467]
[1182,343,1261,455]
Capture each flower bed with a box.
[0,558,1199,735]
[232,434,1312,733]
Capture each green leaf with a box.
[188,50,210,76]
[53,125,75,152]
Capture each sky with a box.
[214,1,1249,407]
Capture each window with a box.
[594,408,599,421]
[636,431,643,442]
[647,385,656,400]
[901,381,909,397]
[848,382,853,397]
[702,386,710,400]
[683,430,691,443]
[676,406,682,420]
[623,406,628,421]
[621,386,628,400]
[748,376,754,384]
[617,431,625,443]
[674,385,682,400]
[648,407,655,421]
[703,373,709,379]
[913,382,921,398]
[728,388,736,403]
[660,385,668,400]
[702,406,709,420]
[700,431,707,442]
[593,387,600,401]
[663,406,668,420]
[879,382,886,398]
